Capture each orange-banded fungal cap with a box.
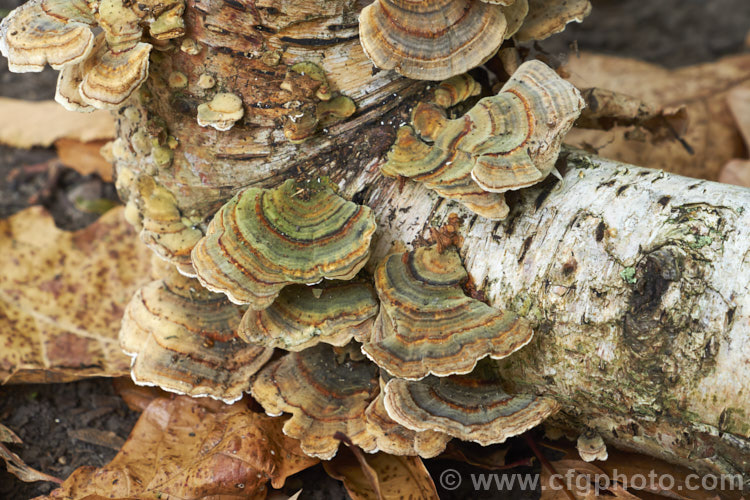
[383,126,510,220]
[80,35,152,109]
[359,0,508,80]
[120,259,274,403]
[383,373,560,445]
[365,389,451,457]
[251,344,379,459]
[238,281,379,351]
[191,179,377,309]
[466,60,584,192]
[361,245,533,379]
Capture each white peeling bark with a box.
[337,149,750,480]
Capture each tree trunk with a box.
[112,0,750,479]
[363,150,750,480]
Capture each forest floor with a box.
[1,0,749,498]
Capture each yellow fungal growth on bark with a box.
[197,92,244,131]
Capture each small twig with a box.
[524,433,577,500]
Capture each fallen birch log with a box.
[351,149,750,480]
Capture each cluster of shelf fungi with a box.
[0,0,621,464]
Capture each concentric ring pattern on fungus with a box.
[191,179,377,309]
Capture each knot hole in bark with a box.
[623,247,681,355]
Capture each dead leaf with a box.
[324,446,439,500]
[564,53,750,180]
[719,159,750,187]
[55,139,114,182]
[596,448,745,500]
[575,87,688,141]
[67,428,126,451]
[727,86,750,148]
[540,438,742,500]
[112,377,168,412]
[41,397,318,500]
[540,460,641,500]
[438,441,524,471]
[0,98,115,149]
[0,423,22,444]
[0,422,62,484]
[0,206,152,383]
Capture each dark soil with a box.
[0,380,140,498]
[0,0,748,499]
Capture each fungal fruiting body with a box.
[191,179,377,309]
[238,281,379,351]
[365,383,451,458]
[382,60,585,219]
[251,344,379,460]
[359,0,509,80]
[577,429,609,462]
[361,244,534,380]
[197,93,244,131]
[0,0,186,110]
[383,373,561,445]
[120,259,273,403]
[358,0,590,80]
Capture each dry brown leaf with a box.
[55,138,114,182]
[0,423,22,444]
[0,206,151,383]
[41,397,319,500]
[1,422,62,484]
[540,460,641,500]
[596,449,745,500]
[112,377,169,413]
[719,159,750,187]
[324,446,438,500]
[0,98,115,149]
[727,86,750,148]
[540,438,742,500]
[564,53,750,180]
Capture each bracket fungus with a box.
[197,92,245,131]
[577,429,609,462]
[1,0,185,109]
[238,281,379,351]
[383,61,584,219]
[359,0,508,80]
[365,386,451,458]
[361,244,534,380]
[191,179,377,309]
[120,260,274,403]
[251,344,379,460]
[280,62,357,144]
[118,172,203,275]
[383,372,560,446]
[56,33,153,111]
[515,0,591,42]
[0,0,95,72]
